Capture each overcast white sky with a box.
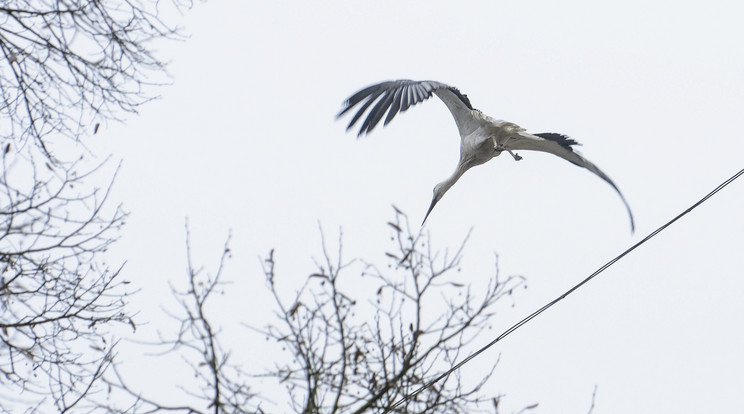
[89,1,744,412]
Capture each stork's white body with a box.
[338,79,635,231]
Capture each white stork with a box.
[337,79,635,232]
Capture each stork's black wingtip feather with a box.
[336,101,355,119]
[622,201,635,235]
[534,132,581,151]
[338,79,464,137]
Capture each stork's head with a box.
[422,162,471,225]
[422,182,449,225]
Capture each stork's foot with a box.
[496,144,522,161]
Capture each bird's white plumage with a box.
[432,88,479,137]
[337,79,634,231]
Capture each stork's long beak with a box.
[422,196,439,225]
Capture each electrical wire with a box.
[386,167,744,412]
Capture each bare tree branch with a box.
[586,385,598,414]
[101,224,258,413]
[0,0,191,161]
[0,155,131,412]
[253,208,527,413]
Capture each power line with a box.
[387,167,744,412]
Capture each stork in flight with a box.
[337,79,635,232]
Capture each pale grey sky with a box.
[93,1,744,412]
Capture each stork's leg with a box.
[507,150,523,161]
[495,144,523,161]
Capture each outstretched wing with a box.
[337,79,476,137]
[510,132,635,232]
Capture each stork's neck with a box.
[441,162,469,195]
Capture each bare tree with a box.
[101,225,257,414]
[114,208,527,413]
[256,209,526,413]
[0,154,129,412]
[0,0,190,161]
[0,0,192,411]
